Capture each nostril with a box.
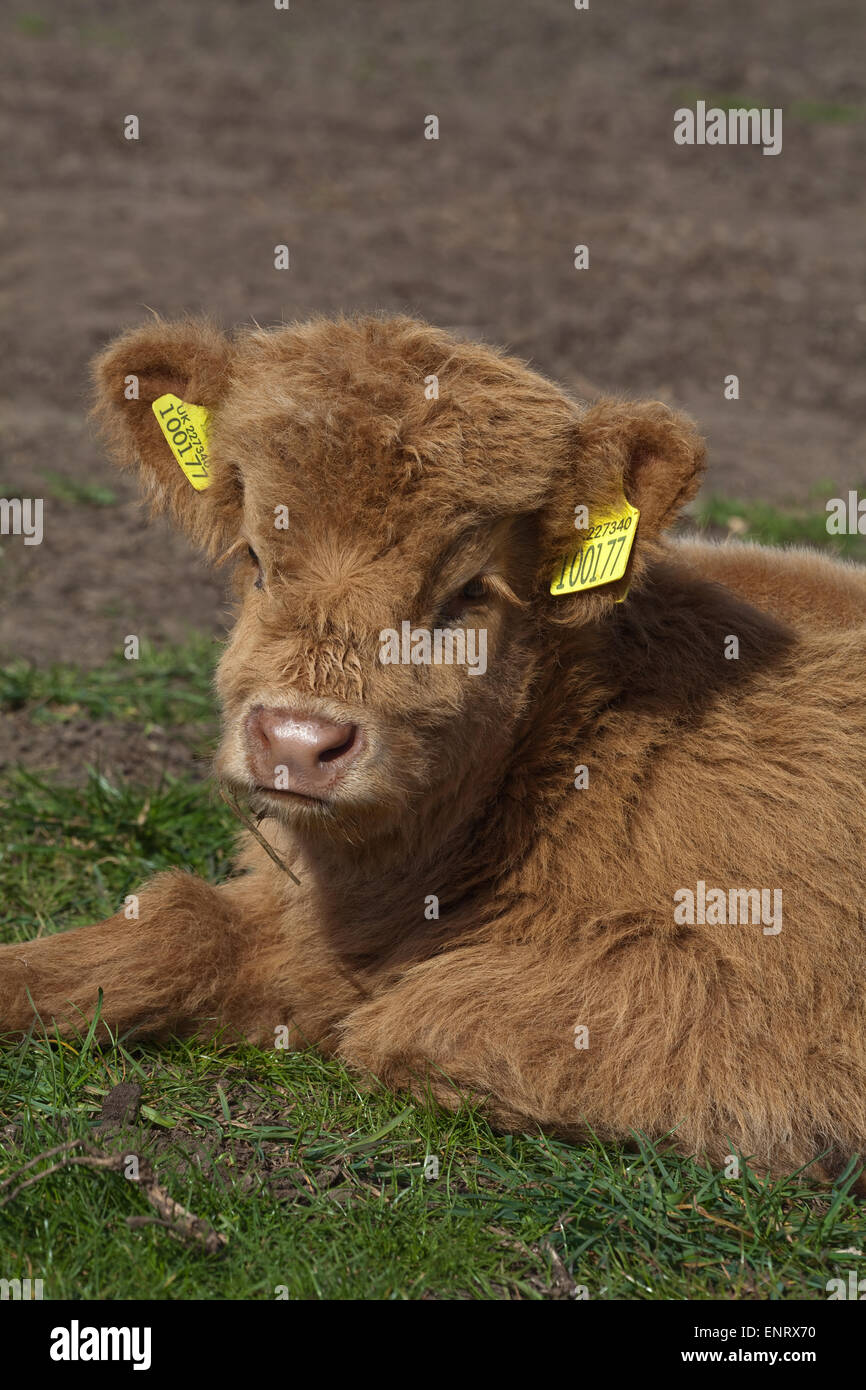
[246,706,269,748]
[245,708,365,791]
[318,725,358,764]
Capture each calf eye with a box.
[460,577,486,602]
[439,575,488,621]
[247,545,264,590]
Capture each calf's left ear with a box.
[90,317,241,557]
[540,398,706,623]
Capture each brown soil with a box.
[0,707,217,782]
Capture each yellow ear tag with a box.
[550,498,640,597]
[152,394,212,491]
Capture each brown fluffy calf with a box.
[2,314,865,1189]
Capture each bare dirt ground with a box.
[0,706,216,781]
[0,0,863,673]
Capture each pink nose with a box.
[245,707,363,797]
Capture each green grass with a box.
[41,472,118,508]
[0,768,235,937]
[0,633,220,727]
[2,588,865,1299]
[4,1026,864,1300]
[674,87,866,124]
[694,494,866,558]
[11,14,127,45]
[13,14,51,37]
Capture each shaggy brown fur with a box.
[2,313,865,1189]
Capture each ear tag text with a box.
[550,497,640,596]
[152,394,212,491]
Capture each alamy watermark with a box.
[379,621,487,676]
[826,492,866,535]
[50,1322,151,1370]
[674,881,782,935]
[674,101,782,157]
[0,497,43,545]
[1,1276,44,1299]
[826,1269,866,1299]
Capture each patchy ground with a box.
[0,635,220,780]
[3,1029,862,1301]
[0,0,863,682]
[0,708,215,782]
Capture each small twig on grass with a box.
[0,1137,85,1195]
[0,1136,227,1255]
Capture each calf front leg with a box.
[337,937,866,1189]
[0,871,251,1041]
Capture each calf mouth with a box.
[252,784,335,808]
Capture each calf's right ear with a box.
[90,317,241,557]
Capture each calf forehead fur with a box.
[220,314,575,517]
[214,320,582,614]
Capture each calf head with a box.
[92,315,705,852]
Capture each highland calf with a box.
[2,314,866,1189]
